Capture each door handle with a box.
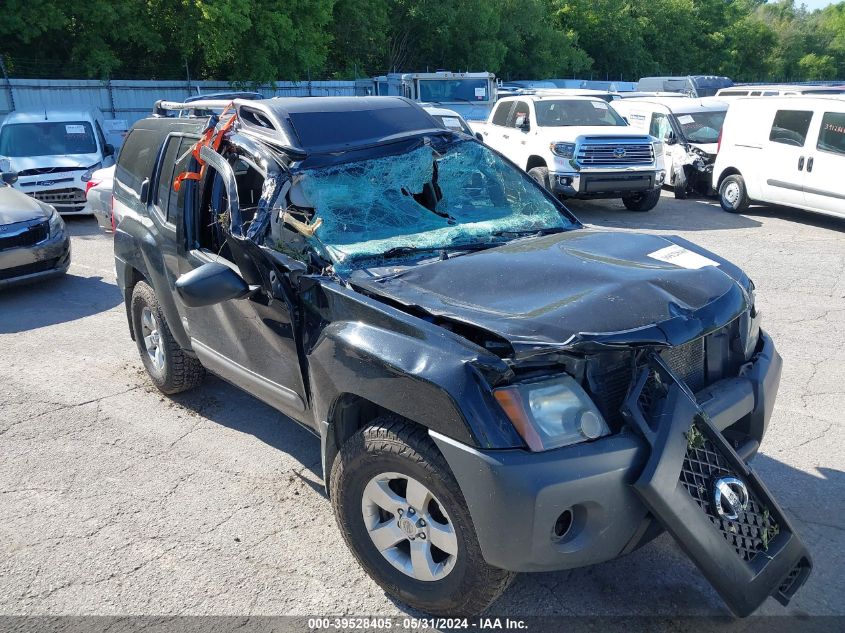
[798,156,805,171]
[502,134,509,139]
[807,157,814,172]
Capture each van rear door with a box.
[761,108,815,208]
[802,108,845,217]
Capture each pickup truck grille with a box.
[577,139,654,166]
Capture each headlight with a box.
[653,141,664,157]
[48,209,64,236]
[550,142,576,159]
[81,162,102,182]
[494,375,610,451]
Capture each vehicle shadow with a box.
[566,196,765,232]
[568,195,845,234]
[0,273,121,333]
[62,215,104,238]
[168,374,324,484]
[482,453,844,617]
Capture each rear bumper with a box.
[431,331,781,574]
[551,169,665,198]
[0,232,71,289]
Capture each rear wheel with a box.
[527,166,551,192]
[330,418,514,615]
[719,174,749,213]
[622,188,661,212]
[130,281,205,394]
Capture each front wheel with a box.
[527,166,550,192]
[622,188,661,212]
[130,281,205,394]
[330,418,514,615]
[719,174,749,213]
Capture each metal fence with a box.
[0,78,357,126]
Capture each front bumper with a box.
[0,231,71,289]
[550,169,665,198]
[431,331,781,574]
[14,173,89,214]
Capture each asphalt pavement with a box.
[0,193,843,619]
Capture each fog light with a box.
[656,170,666,186]
[557,176,572,186]
[553,509,574,540]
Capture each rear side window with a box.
[491,102,512,126]
[116,129,162,194]
[817,112,845,157]
[769,110,813,147]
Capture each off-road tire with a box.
[719,174,750,213]
[527,166,551,192]
[130,281,205,394]
[330,418,514,616]
[622,188,661,212]
[673,180,688,199]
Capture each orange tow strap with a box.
[172,104,239,192]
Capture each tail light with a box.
[717,129,722,154]
[85,179,101,197]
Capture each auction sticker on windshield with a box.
[648,245,719,269]
[65,124,87,134]
[677,115,695,125]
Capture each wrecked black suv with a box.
[113,96,810,616]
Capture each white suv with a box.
[0,108,116,214]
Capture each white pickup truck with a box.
[471,94,666,211]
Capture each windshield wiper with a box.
[491,227,565,238]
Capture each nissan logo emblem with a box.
[712,476,749,521]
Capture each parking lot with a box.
[1,193,843,618]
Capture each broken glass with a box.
[291,140,572,273]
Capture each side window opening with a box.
[650,113,669,139]
[769,110,813,147]
[153,136,183,223]
[197,166,234,261]
[231,157,265,229]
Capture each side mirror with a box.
[1,171,18,185]
[104,143,115,157]
[475,132,484,143]
[664,130,677,145]
[515,115,530,131]
[139,178,150,203]
[176,261,250,307]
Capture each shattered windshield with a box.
[294,140,572,272]
[675,110,726,144]
[535,100,626,127]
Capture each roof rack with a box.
[152,99,234,116]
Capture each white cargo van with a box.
[0,108,116,214]
[713,97,845,218]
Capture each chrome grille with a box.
[577,141,654,166]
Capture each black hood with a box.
[0,186,52,225]
[354,230,751,357]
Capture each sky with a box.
[799,0,836,10]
